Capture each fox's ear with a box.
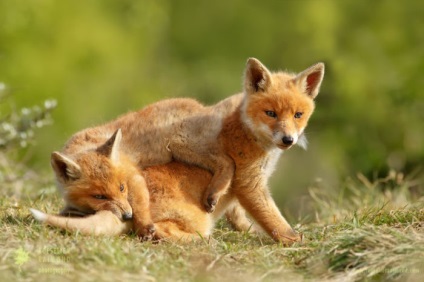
[97,128,122,163]
[244,58,272,94]
[293,62,325,99]
[51,151,81,183]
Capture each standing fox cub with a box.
[34,58,324,243]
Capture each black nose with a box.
[282,136,294,145]
[122,212,133,220]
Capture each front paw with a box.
[290,232,303,243]
[273,229,303,246]
[137,223,156,241]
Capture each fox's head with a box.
[241,58,324,150]
[51,129,134,220]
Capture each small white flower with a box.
[44,99,57,109]
[36,120,44,128]
[21,108,31,115]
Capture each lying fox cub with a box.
[33,58,324,243]
[32,130,237,241]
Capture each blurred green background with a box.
[1,0,423,214]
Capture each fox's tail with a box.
[30,208,132,236]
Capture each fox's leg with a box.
[225,202,257,233]
[234,182,301,245]
[127,174,156,240]
[30,209,132,236]
[171,145,234,212]
[153,221,205,243]
[201,154,235,213]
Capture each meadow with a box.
[1,1,423,281]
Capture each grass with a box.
[1,169,423,282]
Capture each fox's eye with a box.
[93,195,107,200]
[265,111,277,118]
[294,112,303,119]
[120,184,125,192]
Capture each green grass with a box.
[1,171,423,282]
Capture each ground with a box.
[0,171,423,282]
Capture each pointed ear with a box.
[51,151,81,183]
[244,58,272,94]
[97,128,122,163]
[293,62,325,99]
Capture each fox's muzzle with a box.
[282,136,294,146]
[102,201,133,221]
[122,212,133,220]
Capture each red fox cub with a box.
[33,135,233,241]
[39,58,323,244]
[32,161,255,241]
[215,58,324,242]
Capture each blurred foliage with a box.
[0,84,56,197]
[0,0,423,200]
[0,88,56,150]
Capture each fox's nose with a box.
[122,212,133,220]
[282,136,294,145]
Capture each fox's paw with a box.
[137,223,156,241]
[289,232,303,244]
[203,194,219,213]
[272,229,303,246]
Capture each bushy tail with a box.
[30,209,132,236]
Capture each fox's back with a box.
[60,98,204,163]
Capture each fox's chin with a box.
[276,144,293,150]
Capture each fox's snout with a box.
[122,211,133,220]
[111,206,133,221]
[97,200,133,221]
[282,136,294,146]
[116,204,133,221]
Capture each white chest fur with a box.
[261,148,282,180]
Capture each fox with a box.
[32,130,249,241]
[42,58,324,243]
